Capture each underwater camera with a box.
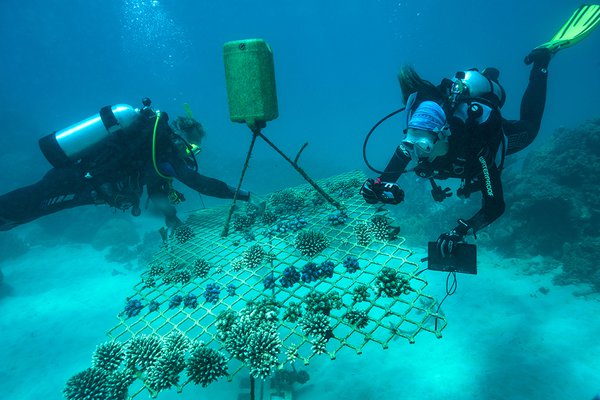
[426,242,477,275]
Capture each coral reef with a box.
[233,214,256,232]
[370,215,399,241]
[344,309,369,329]
[268,188,306,214]
[216,300,282,379]
[144,332,189,393]
[123,298,144,318]
[268,216,308,235]
[186,342,228,387]
[282,302,303,323]
[354,222,372,246]
[162,261,191,285]
[300,312,331,337]
[169,295,183,309]
[343,256,360,274]
[301,262,320,283]
[487,119,600,290]
[352,284,371,303]
[375,267,412,297]
[203,283,221,304]
[191,258,211,279]
[174,225,195,244]
[263,272,276,290]
[295,230,328,257]
[92,341,125,372]
[279,266,301,288]
[183,293,198,309]
[328,210,348,225]
[148,300,160,313]
[318,260,335,278]
[64,367,111,400]
[304,290,342,315]
[125,335,163,372]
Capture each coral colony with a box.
[67,175,433,399]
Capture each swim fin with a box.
[534,4,600,54]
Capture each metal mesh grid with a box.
[107,170,446,397]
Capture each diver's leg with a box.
[0,168,97,230]
[504,49,552,155]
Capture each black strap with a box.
[99,105,123,135]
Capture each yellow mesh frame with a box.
[106,170,446,397]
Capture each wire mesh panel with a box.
[66,171,446,400]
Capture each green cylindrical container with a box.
[223,38,279,126]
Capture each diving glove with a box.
[360,178,405,205]
[436,219,470,258]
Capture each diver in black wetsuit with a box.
[360,48,552,257]
[0,98,250,231]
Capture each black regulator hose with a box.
[362,107,406,175]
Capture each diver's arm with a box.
[168,157,250,201]
[465,160,505,233]
[379,144,411,182]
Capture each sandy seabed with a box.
[1,239,599,400]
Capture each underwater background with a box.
[0,1,599,399]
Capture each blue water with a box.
[0,1,599,399]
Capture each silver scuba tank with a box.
[39,104,140,168]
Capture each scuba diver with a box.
[0,98,251,232]
[360,4,600,258]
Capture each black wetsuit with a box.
[378,58,549,233]
[0,110,246,231]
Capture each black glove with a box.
[431,185,452,202]
[360,178,404,205]
[524,47,552,67]
[436,219,470,258]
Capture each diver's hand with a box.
[360,178,405,205]
[436,219,470,257]
[524,47,552,67]
[431,185,452,202]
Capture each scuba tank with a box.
[38,104,140,168]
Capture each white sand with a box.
[1,242,599,400]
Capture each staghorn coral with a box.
[162,261,191,285]
[304,290,342,315]
[92,341,125,372]
[268,188,306,214]
[186,342,228,387]
[352,284,371,304]
[191,258,211,279]
[370,215,398,241]
[354,222,372,246]
[311,335,328,355]
[148,262,165,277]
[300,312,331,337]
[282,302,303,323]
[163,331,190,355]
[375,267,412,297]
[106,370,135,400]
[344,309,369,329]
[174,225,195,244]
[217,301,282,379]
[64,367,111,400]
[242,244,268,269]
[125,335,163,372]
[295,230,328,257]
[233,213,256,231]
[145,348,185,393]
[261,209,278,224]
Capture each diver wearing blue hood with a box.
[361,47,553,257]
